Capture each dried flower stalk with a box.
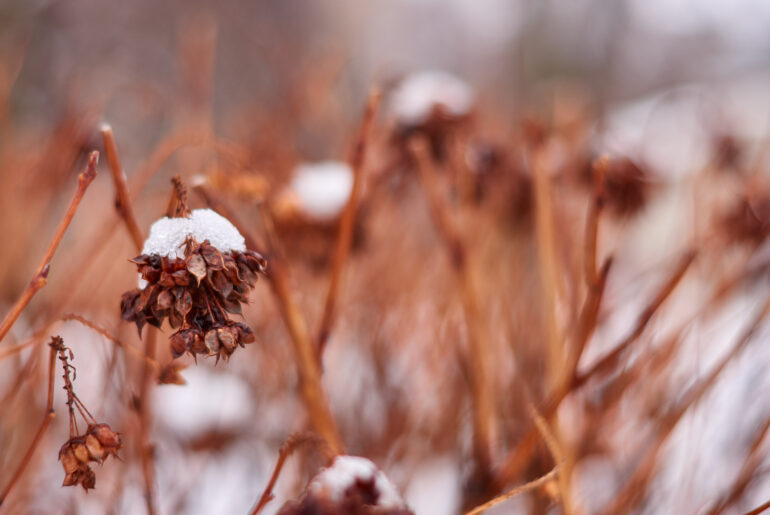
[316,89,380,358]
[0,151,98,344]
[409,136,495,475]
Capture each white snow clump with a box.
[390,70,474,126]
[290,161,353,220]
[137,208,246,289]
[308,455,406,509]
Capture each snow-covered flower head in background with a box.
[389,70,475,128]
[278,455,412,515]
[275,161,353,222]
[121,207,266,362]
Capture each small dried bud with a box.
[88,423,122,456]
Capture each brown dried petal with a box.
[72,441,89,464]
[172,269,190,286]
[204,330,220,355]
[85,434,105,462]
[169,331,189,358]
[157,289,174,309]
[201,244,225,270]
[176,289,193,318]
[217,326,236,354]
[90,424,122,450]
[186,253,207,284]
[223,297,242,315]
[236,323,256,344]
[59,445,79,475]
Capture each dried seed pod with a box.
[121,209,267,361]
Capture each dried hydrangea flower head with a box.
[278,455,413,515]
[51,336,122,491]
[120,207,266,361]
[388,70,475,163]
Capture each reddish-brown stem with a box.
[249,433,327,515]
[409,136,495,475]
[61,313,159,369]
[746,500,770,515]
[573,249,696,388]
[257,202,345,455]
[138,328,158,515]
[316,90,380,359]
[194,183,344,455]
[496,248,695,489]
[584,155,608,287]
[465,465,560,515]
[101,125,144,250]
[705,413,770,515]
[0,339,58,506]
[0,152,98,345]
[599,295,770,515]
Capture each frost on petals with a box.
[278,455,412,515]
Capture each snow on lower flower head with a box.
[289,161,353,221]
[390,70,474,127]
[141,208,247,259]
[306,455,408,510]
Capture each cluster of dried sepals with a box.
[51,337,121,491]
[120,238,266,361]
[58,424,121,490]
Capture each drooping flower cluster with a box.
[120,208,266,361]
[51,336,122,491]
[59,424,122,490]
[278,455,413,515]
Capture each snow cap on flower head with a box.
[289,161,353,221]
[141,208,247,259]
[390,70,474,126]
[308,455,407,509]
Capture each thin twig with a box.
[316,89,380,359]
[61,313,159,369]
[573,248,696,388]
[706,413,770,515]
[249,433,327,515]
[745,500,770,515]
[0,152,98,345]
[0,338,58,506]
[101,125,143,250]
[496,248,696,489]
[465,465,560,515]
[584,155,608,287]
[409,135,495,474]
[528,403,572,514]
[600,295,770,515]
[531,147,564,390]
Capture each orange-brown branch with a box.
[0,152,98,345]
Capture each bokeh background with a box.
[1,1,770,514]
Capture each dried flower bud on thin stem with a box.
[51,337,122,491]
